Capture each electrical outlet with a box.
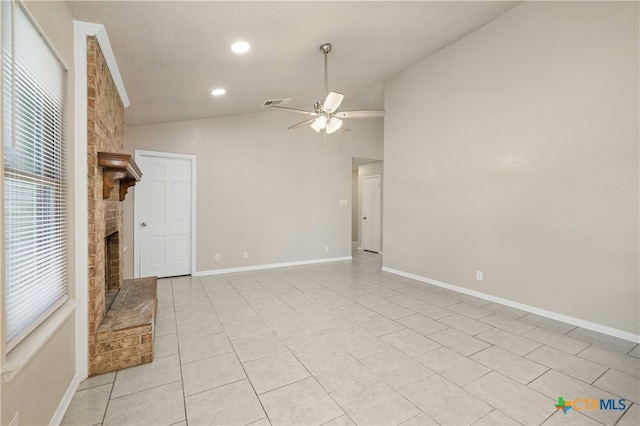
[243,251,249,259]
[325,245,329,252]
[476,271,483,281]
[215,253,220,261]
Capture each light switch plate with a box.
[339,199,348,206]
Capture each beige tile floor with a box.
[62,251,640,426]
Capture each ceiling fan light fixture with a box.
[272,42,384,141]
[231,41,251,54]
[326,117,343,134]
[311,116,326,132]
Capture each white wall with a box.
[383,1,639,334]
[124,111,383,275]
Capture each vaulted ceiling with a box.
[66,1,519,127]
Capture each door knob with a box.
[140,222,147,227]
[363,217,367,220]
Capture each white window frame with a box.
[1,0,74,380]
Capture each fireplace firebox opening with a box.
[104,231,120,313]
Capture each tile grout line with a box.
[172,276,190,426]
[222,301,273,425]
[285,348,359,425]
[99,376,116,425]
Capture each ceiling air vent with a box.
[262,98,291,107]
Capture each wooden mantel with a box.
[98,152,143,201]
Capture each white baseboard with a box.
[194,256,353,276]
[50,372,80,425]
[382,266,640,344]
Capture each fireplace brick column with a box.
[86,35,126,375]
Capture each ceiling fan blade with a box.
[288,118,316,130]
[336,110,385,119]
[271,106,317,116]
[323,91,344,113]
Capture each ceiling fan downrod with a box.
[319,43,331,100]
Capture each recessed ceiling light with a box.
[211,88,226,96]
[231,41,251,54]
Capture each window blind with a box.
[3,2,68,350]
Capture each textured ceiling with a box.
[66,1,519,127]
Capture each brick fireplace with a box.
[86,36,155,376]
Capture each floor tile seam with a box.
[226,337,272,423]
[235,345,290,365]
[69,380,112,426]
[326,378,394,425]
[534,343,619,375]
[174,304,189,426]
[511,340,545,358]
[592,339,640,356]
[464,369,556,400]
[472,344,553,375]
[450,309,494,321]
[368,324,409,339]
[559,324,579,335]
[590,368,637,400]
[321,412,357,426]
[228,277,297,325]
[538,409,557,426]
[154,349,180,360]
[179,346,235,366]
[176,329,225,344]
[408,304,456,319]
[413,371,498,423]
[523,365,551,386]
[612,403,637,426]
[575,350,640,375]
[625,344,639,357]
[171,277,206,297]
[486,309,530,321]
[169,292,189,424]
[281,346,359,422]
[532,342,589,357]
[251,370,316,397]
[76,378,116,393]
[334,375,428,426]
[109,379,183,402]
[374,308,414,321]
[183,376,247,399]
[429,333,491,358]
[434,320,496,337]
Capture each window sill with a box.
[1,299,77,382]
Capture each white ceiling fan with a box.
[271,43,385,143]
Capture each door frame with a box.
[133,150,197,278]
[362,174,381,253]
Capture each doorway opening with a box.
[352,157,383,254]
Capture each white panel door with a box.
[362,175,381,253]
[138,155,192,277]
